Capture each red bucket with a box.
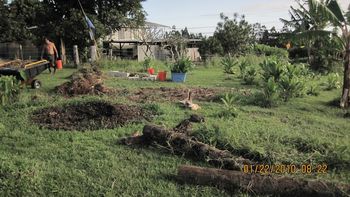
[56,59,63,70]
[148,68,155,75]
[157,71,167,81]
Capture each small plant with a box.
[260,57,286,82]
[238,58,249,78]
[219,93,238,118]
[221,56,238,74]
[0,76,21,106]
[325,73,341,90]
[142,58,152,71]
[242,66,257,85]
[279,75,306,102]
[171,57,194,73]
[307,83,321,96]
[261,77,280,107]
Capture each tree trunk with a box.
[340,43,350,108]
[140,125,254,170]
[177,165,350,197]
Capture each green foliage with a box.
[260,77,280,107]
[279,74,306,102]
[325,73,341,90]
[221,56,238,74]
[142,58,152,71]
[0,76,20,106]
[198,37,224,59]
[260,57,286,82]
[219,93,238,118]
[307,83,321,96]
[242,66,257,85]
[170,57,194,73]
[253,44,289,58]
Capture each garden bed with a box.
[31,101,151,131]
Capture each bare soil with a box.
[56,67,111,96]
[31,101,150,131]
[126,87,226,103]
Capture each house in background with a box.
[103,22,201,62]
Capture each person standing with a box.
[41,37,58,74]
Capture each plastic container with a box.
[171,72,187,83]
[56,59,63,70]
[147,68,155,75]
[157,71,167,81]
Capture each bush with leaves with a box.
[279,74,306,101]
[260,77,280,107]
[0,76,21,106]
[253,44,289,58]
[219,93,238,118]
[221,56,238,74]
[325,73,341,90]
[242,66,257,85]
[260,57,286,82]
[307,83,321,96]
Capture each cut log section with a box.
[142,125,254,170]
[177,165,350,197]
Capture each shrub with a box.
[171,57,194,73]
[260,57,286,82]
[307,83,321,96]
[219,93,238,118]
[142,58,152,71]
[242,66,257,85]
[279,74,306,102]
[221,56,238,74]
[253,44,289,58]
[261,77,280,107]
[325,73,341,90]
[0,76,21,106]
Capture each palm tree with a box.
[282,0,350,108]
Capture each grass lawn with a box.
[0,64,349,196]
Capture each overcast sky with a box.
[142,0,349,36]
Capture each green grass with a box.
[0,61,349,196]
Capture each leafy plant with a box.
[307,83,321,96]
[260,57,286,82]
[242,66,257,85]
[238,58,249,78]
[261,77,280,107]
[253,44,289,58]
[142,58,152,71]
[219,93,238,117]
[325,73,341,90]
[0,76,21,106]
[170,57,194,73]
[279,75,306,102]
[221,56,238,74]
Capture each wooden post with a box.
[19,44,23,60]
[109,49,113,60]
[90,45,97,62]
[73,45,80,68]
[60,38,67,65]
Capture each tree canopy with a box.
[0,0,146,48]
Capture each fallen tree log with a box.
[142,125,254,170]
[177,165,350,197]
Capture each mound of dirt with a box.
[31,101,149,131]
[127,87,224,103]
[56,67,110,96]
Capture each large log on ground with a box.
[142,125,254,170]
[177,165,350,197]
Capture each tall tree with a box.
[214,13,254,56]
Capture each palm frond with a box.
[326,0,346,23]
[308,0,342,26]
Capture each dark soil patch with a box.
[31,101,150,131]
[127,87,225,103]
[56,67,111,97]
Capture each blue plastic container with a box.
[171,72,187,82]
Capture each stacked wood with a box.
[177,165,350,197]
